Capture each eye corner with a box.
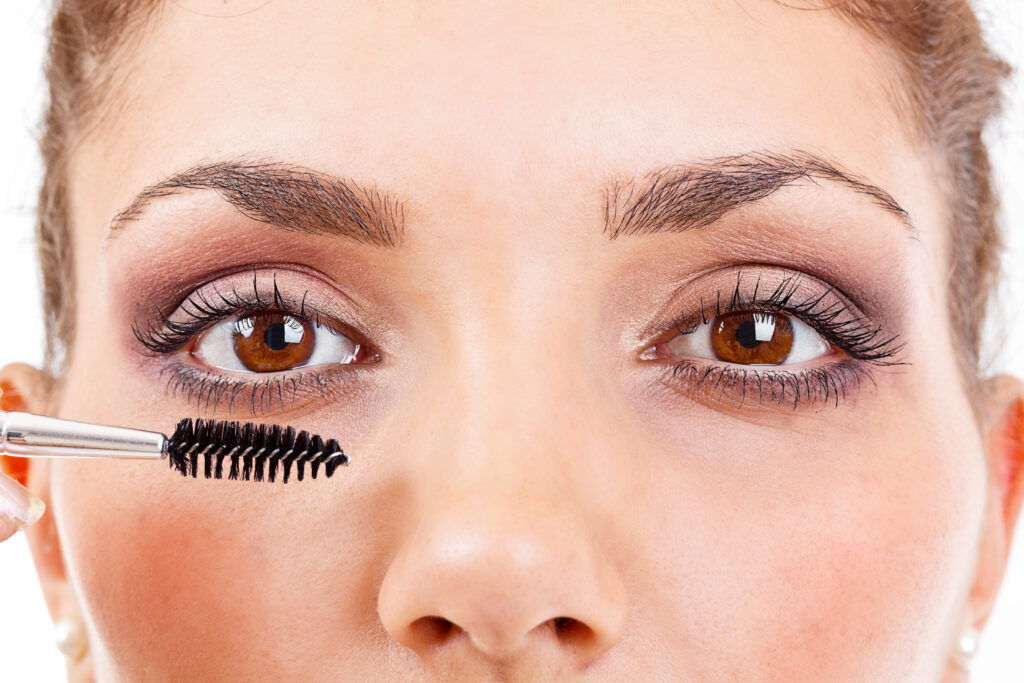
[637,343,661,361]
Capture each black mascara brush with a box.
[0,411,349,483]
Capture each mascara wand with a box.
[0,410,348,483]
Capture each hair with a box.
[36,0,1012,394]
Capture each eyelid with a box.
[131,268,377,357]
[640,263,871,342]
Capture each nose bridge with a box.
[414,252,589,539]
[430,224,589,490]
[415,345,590,568]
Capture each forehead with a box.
[75,0,920,238]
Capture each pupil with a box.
[263,323,288,351]
[734,320,762,349]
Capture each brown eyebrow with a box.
[107,151,910,248]
[603,149,915,239]
[105,158,406,247]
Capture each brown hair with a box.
[38,0,162,377]
[36,0,1012,389]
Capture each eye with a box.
[647,311,835,365]
[193,312,377,373]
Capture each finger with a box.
[0,471,45,541]
[0,515,18,543]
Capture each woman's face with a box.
[14,0,1022,680]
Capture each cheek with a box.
[627,409,985,680]
[50,441,399,677]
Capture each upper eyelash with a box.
[131,269,334,355]
[657,271,906,366]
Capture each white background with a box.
[1,1,1022,680]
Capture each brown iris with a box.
[233,313,315,372]
[710,311,793,365]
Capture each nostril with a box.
[550,616,596,650]
[407,616,460,650]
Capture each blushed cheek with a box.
[51,456,397,678]
[53,461,276,676]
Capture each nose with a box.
[375,253,630,667]
[376,432,629,666]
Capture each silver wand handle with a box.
[0,410,167,460]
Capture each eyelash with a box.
[132,268,903,415]
[132,271,335,354]
[652,272,906,409]
[157,363,335,416]
[131,271,366,416]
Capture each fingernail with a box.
[0,474,45,529]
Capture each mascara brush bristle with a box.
[167,418,349,482]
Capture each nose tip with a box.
[377,506,628,665]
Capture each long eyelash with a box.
[667,271,906,366]
[131,267,328,355]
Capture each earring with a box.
[54,616,88,660]
[951,625,981,669]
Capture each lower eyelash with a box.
[160,362,332,417]
[667,359,871,410]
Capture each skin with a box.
[2,0,1024,680]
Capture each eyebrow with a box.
[603,149,914,239]
[106,149,912,248]
[105,158,406,247]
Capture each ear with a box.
[0,363,55,486]
[964,374,1024,631]
[0,363,92,677]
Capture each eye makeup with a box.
[639,267,907,410]
[130,266,382,417]
[128,248,904,417]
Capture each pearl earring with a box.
[54,617,88,660]
[951,625,981,669]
